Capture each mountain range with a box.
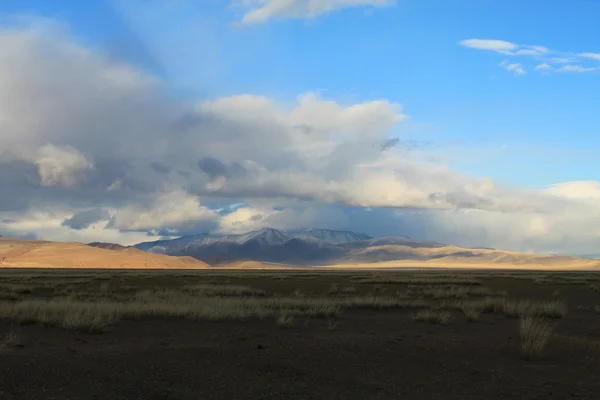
[126,228,600,269]
[1,228,599,270]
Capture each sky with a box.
[0,0,599,256]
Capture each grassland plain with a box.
[0,268,599,399]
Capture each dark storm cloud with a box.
[61,208,111,230]
[150,161,172,174]
[197,156,248,180]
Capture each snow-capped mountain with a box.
[88,227,600,268]
[126,228,478,265]
[287,229,372,244]
[130,228,378,264]
[134,228,374,253]
[226,228,292,246]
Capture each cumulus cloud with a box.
[107,190,220,235]
[237,0,395,24]
[34,144,94,187]
[2,22,600,255]
[460,38,600,76]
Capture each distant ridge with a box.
[87,242,130,251]
[1,237,210,269]
[129,228,600,270]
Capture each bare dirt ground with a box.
[1,268,599,400]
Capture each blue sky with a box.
[1,0,599,253]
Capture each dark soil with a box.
[1,269,599,400]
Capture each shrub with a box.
[519,316,555,361]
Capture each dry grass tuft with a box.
[519,316,555,361]
[0,293,346,331]
[412,309,452,324]
[0,287,445,332]
[409,285,505,300]
[0,284,34,300]
[341,296,426,310]
[276,313,295,328]
[0,299,119,333]
[502,299,567,319]
[339,286,357,294]
[327,283,357,295]
[439,297,567,320]
[182,284,265,297]
[460,304,481,322]
[354,275,481,286]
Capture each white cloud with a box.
[108,190,220,234]
[0,209,155,245]
[546,181,600,200]
[459,39,518,54]
[34,144,94,187]
[534,63,553,75]
[534,62,552,71]
[579,53,600,61]
[460,40,548,57]
[461,38,600,76]
[237,0,395,24]
[550,57,572,64]
[209,197,600,256]
[557,65,597,73]
[530,45,549,54]
[500,60,526,76]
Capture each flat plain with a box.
[1,268,599,400]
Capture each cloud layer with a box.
[460,38,600,76]
[1,23,600,255]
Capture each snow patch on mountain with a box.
[134,228,375,254]
[287,229,372,244]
